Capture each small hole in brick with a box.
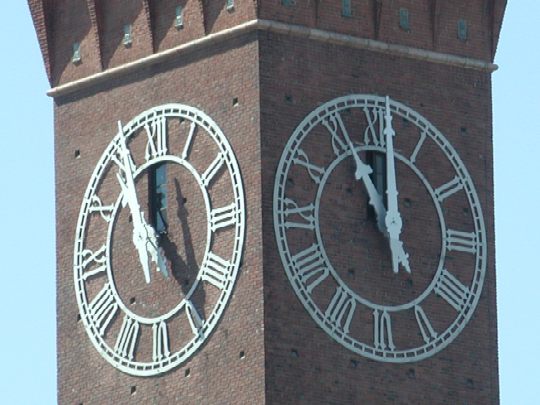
[232,97,239,106]
[460,126,467,135]
[406,278,413,287]
[287,177,294,186]
[404,198,412,207]
[291,348,299,358]
[182,197,187,204]
[239,260,244,268]
[239,351,245,359]
[128,215,132,223]
[75,150,81,159]
[420,103,425,107]
[77,314,81,322]
[184,279,190,286]
[346,187,353,194]
[185,368,190,377]
[350,359,358,368]
[130,297,136,305]
[407,368,415,379]
[130,386,136,395]
[285,95,293,104]
[463,207,470,215]
[348,268,355,277]
[402,117,410,126]
[466,378,474,388]
[180,117,185,123]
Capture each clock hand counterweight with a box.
[114,122,169,283]
[383,97,411,274]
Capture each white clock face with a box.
[273,94,486,362]
[74,104,245,376]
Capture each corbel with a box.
[429,0,442,49]
[28,0,54,83]
[373,0,383,39]
[86,0,104,70]
[142,0,157,53]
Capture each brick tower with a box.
[29,1,506,404]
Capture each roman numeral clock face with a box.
[273,95,486,362]
[74,104,245,376]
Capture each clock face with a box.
[74,104,245,376]
[273,94,486,362]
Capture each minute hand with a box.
[384,97,411,274]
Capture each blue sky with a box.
[0,2,538,404]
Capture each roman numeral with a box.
[280,198,316,230]
[80,245,107,280]
[145,116,168,160]
[291,244,329,293]
[446,229,477,254]
[152,321,170,362]
[181,121,197,160]
[201,152,225,187]
[321,112,351,156]
[292,148,325,185]
[409,129,426,164]
[434,176,463,202]
[434,269,470,312]
[88,195,114,222]
[363,107,385,147]
[414,305,438,344]
[210,203,237,232]
[114,315,139,361]
[185,300,204,337]
[373,309,395,351]
[325,286,356,334]
[89,283,118,336]
[200,252,231,290]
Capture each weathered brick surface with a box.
[28,0,504,403]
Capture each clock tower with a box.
[29,1,506,404]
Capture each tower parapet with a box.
[29,0,506,90]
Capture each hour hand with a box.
[347,140,386,233]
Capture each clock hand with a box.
[114,122,169,283]
[383,96,411,274]
[116,169,152,284]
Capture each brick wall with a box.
[28,0,504,403]
[259,33,498,404]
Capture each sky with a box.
[0,2,538,404]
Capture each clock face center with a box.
[318,154,442,308]
[109,160,209,321]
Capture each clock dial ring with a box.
[74,103,245,376]
[273,94,487,362]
